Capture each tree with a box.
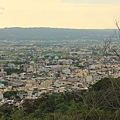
[3,90,18,99]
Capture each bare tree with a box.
[85,20,120,119]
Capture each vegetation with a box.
[4,68,24,75]
[0,77,120,119]
[3,91,18,99]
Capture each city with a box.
[0,38,120,108]
[0,0,120,119]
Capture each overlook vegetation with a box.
[0,77,120,120]
[0,28,113,41]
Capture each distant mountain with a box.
[0,27,115,41]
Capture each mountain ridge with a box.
[0,27,115,41]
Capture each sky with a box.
[0,0,120,29]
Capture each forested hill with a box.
[1,78,120,120]
[0,27,114,41]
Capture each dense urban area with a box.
[0,28,120,119]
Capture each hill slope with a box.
[0,27,114,41]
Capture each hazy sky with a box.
[0,0,120,29]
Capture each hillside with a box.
[1,78,120,120]
[0,27,114,41]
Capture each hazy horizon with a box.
[0,26,117,30]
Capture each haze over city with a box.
[0,0,120,29]
[1,0,120,120]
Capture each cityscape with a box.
[0,0,120,119]
[0,28,120,108]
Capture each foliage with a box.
[4,68,24,75]
[1,77,120,119]
[3,90,19,99]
